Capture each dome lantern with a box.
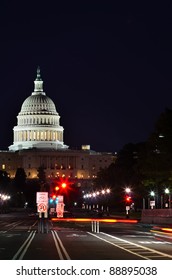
[33,66,44,94]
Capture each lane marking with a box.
[19,231,36,260]
[28,220,38,232]
[52,230,64,259]
[88,232,149,260]
[51,230,70,260]
[139,241,171,244]
[100,232,172,259]
[12,230,36,260]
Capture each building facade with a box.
[0,68,115,187]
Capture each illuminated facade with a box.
[9,67,68,151]
[0,68,115,185]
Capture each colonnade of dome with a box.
[17,115,60,126]
[14,130,63,142]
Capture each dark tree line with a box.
[94,108,172,209]
[0,166,47,208]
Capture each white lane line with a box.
[6,221,23,230]
[52,230,64,259]
[19,231,36,260]
[28,220,38,232]
[12,230,36,260]
[100,232,172,259]
[54,231,71,260]
[87,232,149,260]
[51,230,71,260]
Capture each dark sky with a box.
[1,1,172,153]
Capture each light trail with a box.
[51,217,138,223]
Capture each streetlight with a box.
[124,187,132,218]
[150,191,155,197]
[165,188,170,194]
[164,188,171,208]
[125,187,131,194]
[150,191,155,209]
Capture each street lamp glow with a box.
[165,188,170,194]
[125,187,131,193]
[150,191,155,196]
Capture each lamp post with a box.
[164,188,171,208]
[125,187,131,218]
[150,191,155,209]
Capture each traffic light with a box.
[53,181,67,192]
[125,195,132,205]
[53,178,69,193]
[61,182,67,189]
[51,177,74,200]
[49,194,57,204]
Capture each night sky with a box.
[1,2,172,153]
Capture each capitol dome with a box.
[9,67,68,151]
[20,94,57,115]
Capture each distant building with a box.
[0,68,115,187]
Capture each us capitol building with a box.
[0,68,115,187]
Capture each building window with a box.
[61,165,66,170]
[2,164,5,170]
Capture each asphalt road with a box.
[0,212,172,260]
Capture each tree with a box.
[37,165,49,192]
[37,166,46,183]
[94,108,172,209]
[94,143,145,209]
[0,170,11,192]
[13,168,27,191]
[139,108,172,189]
[12,168,27,207]
[135,108,172,207]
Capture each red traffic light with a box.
[61,182,67,189]
[52,176,73,194]
[125,196,132,204]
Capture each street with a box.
[0,212,172,260]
